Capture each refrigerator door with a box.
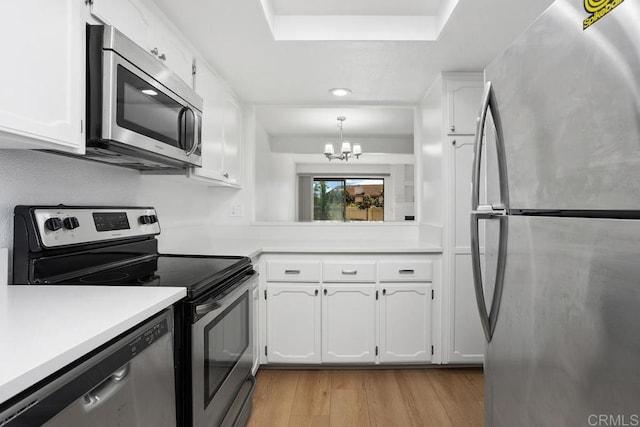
[485,0,640,211]
[486,215,640,426]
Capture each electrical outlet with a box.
[229,204,243,217]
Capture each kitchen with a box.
[1,0,639,426]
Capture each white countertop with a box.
[0,285,186,405]
[161,238,442,259]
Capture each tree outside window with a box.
[313,178,384,221]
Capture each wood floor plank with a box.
[329,389,371,427]
[291,370,331,416]
[428,369,484,426]
[288,415,331,427]
[465,370,485,403]
[363,370,412,427]
[246,370,300,427]
[247,368,484,427]
[329,369,370,390]
[394,370,454,427]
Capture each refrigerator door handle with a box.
[470,213,509,343]
[470,81,510,343]
[471,81,509,212]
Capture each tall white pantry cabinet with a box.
[431,73,486,364]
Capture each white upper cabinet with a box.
[446,78,485,135]
[221,95,242,185]
[189,61,243,187]
[0,0,83,151]
[146,16,194,86]
[90,0,151,51]
[90,0,194,86]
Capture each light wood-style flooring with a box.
[246,368,483,427]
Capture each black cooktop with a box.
[39,254,252,300]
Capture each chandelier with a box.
[324,116,362,161]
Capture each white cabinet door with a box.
[222,93,242,185]
[90,0,152,52]
[266,284,321,363]
[92,0,193,86]
[450,254,484,363]
[0,1,83,151]
[191,64,225,181]
[322,284,376,363]
[447,78,484,134]
[251,283,260,374]
[147,18,194,86]
[379,284,432,363]
[189,62,243,187]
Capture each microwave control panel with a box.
[31,207,160,248]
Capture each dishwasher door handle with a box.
[83,363,130,408]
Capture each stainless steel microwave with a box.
[84,25,202,170]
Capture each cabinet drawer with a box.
[379,260,433,282]
[322,262,376,283]
[266,261,321,282]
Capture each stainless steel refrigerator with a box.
[470,0,640,425]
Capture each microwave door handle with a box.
[185,107,200,156]
[177,106,188,150]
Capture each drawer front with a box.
[322,262,376,283]
[379,260,433,282]
[266,261,321,282]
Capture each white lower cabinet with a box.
[379,284,432,363]
[265,284,321,363]
[321,284,376,363]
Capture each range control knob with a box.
[139,215,152,225]
[63,217,80,230]
[149,214,158,224]
[44,217,63,232]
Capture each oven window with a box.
[203,290,249,408]
[116,65,183,148]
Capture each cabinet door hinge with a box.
[431,345,434,355]
[375,346,378,356]
[264,290,267,300]
[432,289,435,300]
[375,290,378,300]
[265,346,268,356]
[80,119,83,134]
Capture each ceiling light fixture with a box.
[324,116,362,162]
[329,88,352,97]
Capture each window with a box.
[313,178,384,221]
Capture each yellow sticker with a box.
[583,0,624,29]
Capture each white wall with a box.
[0,150,229,276]
[419,77,445,227]
[254,152,415,222]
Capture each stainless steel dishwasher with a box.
[0,309,177,427]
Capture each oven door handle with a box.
[195,301,222,316]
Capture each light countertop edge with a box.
[160,239,443,259]
[0,286,186,405]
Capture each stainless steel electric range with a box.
[12,205,257,427]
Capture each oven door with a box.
[191,273,257,427]
[100,48,202,166]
